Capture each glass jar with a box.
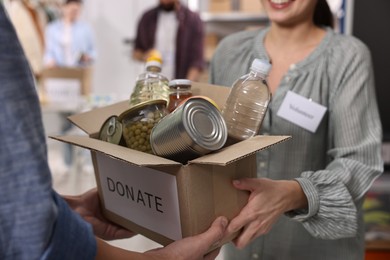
[119,99,168,154]
[167,79,193,113]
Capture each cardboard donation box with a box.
[240,0,264,13]
[209,0,231,13]
[41,67,92,102]
[52,82,290,247]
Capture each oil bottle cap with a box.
[146,49,163,64]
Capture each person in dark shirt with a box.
[133,0,205,81]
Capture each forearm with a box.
[96,239,152,260]
[133,49,147,62]
[186,67,202,82]
[97,215,228,260]
[282,180,308,212]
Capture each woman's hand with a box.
[63,188,135,240]
[227,178,307,249]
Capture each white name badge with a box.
[277,91,327,133]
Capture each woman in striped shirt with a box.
[210,0,383,259]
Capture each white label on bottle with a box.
[277,91,327,133]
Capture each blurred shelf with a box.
[40,99,86,114]
[201,11,268,39]
[366,240,390,250]
[366,240,390,260]
[364,173,390,259]
[200,12,268,23]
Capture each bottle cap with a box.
[145,60,162,69]
[146,49,163,64]
[251,59,271,75]
[168,79,192,87]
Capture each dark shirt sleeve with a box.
[187,13,205,70]
[175,7,205,78]
[134,8,158,52]
[134,14,147,51]
[41,192,97,259]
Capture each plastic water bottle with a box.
[129,60,170,106]
[221,58,272,144]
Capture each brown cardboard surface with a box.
[190,135,290,165]
[240,0,264,13]
[91,153,257,247]
[68,100,129,135]
[209,0,231,12]
[68,82,230,135]
[180,156,257,237]
[41,66,92,95]
[53,134,289,166]
[192,82,230,110]
[52,135,181,167]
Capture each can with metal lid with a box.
[99,115,125,146]
[150,97,227,164]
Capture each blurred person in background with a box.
[133,0,204,81]
[43,0,96,169]
[5,0,46,78]
[0,3,228,259]
[210,0,383,259]
[44,0,96,67]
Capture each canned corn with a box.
[150,97,227,164]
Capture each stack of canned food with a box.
[99,95,228,164]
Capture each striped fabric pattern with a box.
[210,27,383,260]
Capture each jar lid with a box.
[168,79,192,88]
[119,99,167,121]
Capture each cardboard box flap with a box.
[189,135,291,166]
[68,101,130,134]
[191,82,230,110]
[51,135,181,166]
[67,82,229,135]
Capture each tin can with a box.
[150,97,227,163]
[99,115,125,146]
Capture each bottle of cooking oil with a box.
[221,58,271,145]
[129,52,170,106]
